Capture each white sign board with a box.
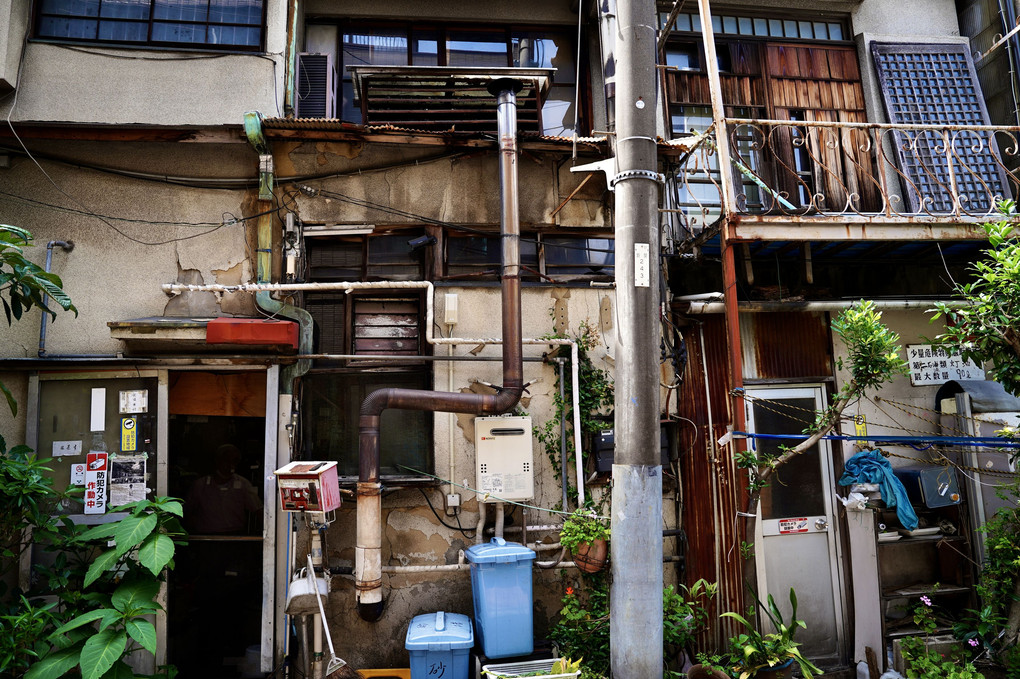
[906,344,985,386]
[84,451,108,515]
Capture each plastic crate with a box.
[481,658,580,679]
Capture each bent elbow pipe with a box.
[356,81,525,621]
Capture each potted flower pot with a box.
[571,538,608,573]
[750,659,794,679]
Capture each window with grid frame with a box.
[442,232,614,282]
[303,234,432,480]
[870,42,1010,213]
[35,0,264,49]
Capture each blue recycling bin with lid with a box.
[464,537,536,659]
[405,611,473,679]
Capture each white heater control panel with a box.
[475,415,534,503]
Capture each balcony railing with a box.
[667,118,1020,234]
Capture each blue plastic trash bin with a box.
[464,537,536,659]
[405,611,473,679]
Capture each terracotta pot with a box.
[571,539,608,573]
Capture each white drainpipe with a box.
[163,280,588,505]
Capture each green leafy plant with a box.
[549,575,717,679]
[0,224,77,415]
[534,320,614,500]
[900,596,984,679]
[27,497,186,679]
[559,508,611,553]
[720,588,821,679]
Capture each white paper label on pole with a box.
[634,243,650,287]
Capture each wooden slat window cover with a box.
[765,43,880,212]
[352,298,422,356]
[871,42,1009,212]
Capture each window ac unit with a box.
[475,416,534,503]
[296,53,336,118]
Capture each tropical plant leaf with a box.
[113,514,157,557]
[52,609,111,636]
[138,533,175,576]
[24,648,80,679]
[84,548,121,587]
[77,522,120,543]
[100,660,135,679]
[1,380,16,416]
[80,628,126,679]
[100,656,135,676]
[125,618,157,655]
[111,580,160,614]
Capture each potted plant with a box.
[695,588,821,679]
[559,508,610,574]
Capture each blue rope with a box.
[734,431,1020,449]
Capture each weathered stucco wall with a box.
[0,0,287,126]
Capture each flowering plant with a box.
[899,596,984,679]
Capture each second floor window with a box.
[35,0,264,50]
[304,22,583,136]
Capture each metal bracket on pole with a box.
[570,158,618,191]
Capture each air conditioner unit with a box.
[296,53,336,118]
[475,416,534,503]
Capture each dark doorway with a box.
[167,414,265,678]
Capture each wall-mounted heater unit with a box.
[475,415,534,503]
[295,53,336,118]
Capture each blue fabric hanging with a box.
[838,450,919,530]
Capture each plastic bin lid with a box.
[464,537,536,564]
[405,612,474,651]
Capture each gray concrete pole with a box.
[610,0,663,676]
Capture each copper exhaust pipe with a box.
[355,78,526,621]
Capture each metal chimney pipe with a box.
[354,78,526,622]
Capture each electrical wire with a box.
[417,487,476,538]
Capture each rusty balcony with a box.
[669,118,1020,243]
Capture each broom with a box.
[307,555,364,679]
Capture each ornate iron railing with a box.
[664,118,1020,236]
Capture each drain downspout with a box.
[355,79,526,622]
[38,240,73,357]
[244,111,313,391]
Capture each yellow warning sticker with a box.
[121,417,137,452]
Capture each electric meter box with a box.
[274,461,342,513]
[475,415,534,503]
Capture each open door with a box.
[746,385,847,670]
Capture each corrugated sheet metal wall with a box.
[676,310,833,650]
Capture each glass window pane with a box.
[99,0,148,19]
[798,21,813,38]
[665,48,697,70]
[343,30,408,68]
[366,235,424,280]
[711,15,721,32]
[738,17,753,35]
[154,0,207,22]
[542,84,575,136]
[676,14,691,32]
[754,398,825,519]
[690,13,701,32]
[722,16,737,34]
[783,20,798,37]
[152,21,205,42]
[209,0,262,25]
[208,25,259,45]
[98,20,147,40]
[813,22,828,40]
[304,371,431,478]
[38,17,99,38]
[41,0,100,17]
[828,23,843,40]
[515,33,574,84]
[412,30,438,66]
[753,18,767,36]
[768,19,783,36]
[447,29,507,67]
[544,237,615,277]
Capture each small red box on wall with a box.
[274,461,342,513]
[206,318,298,348]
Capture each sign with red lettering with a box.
[84,452,108,515]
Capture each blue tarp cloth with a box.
[838,450,918,530]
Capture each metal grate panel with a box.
[871,42,1008,212]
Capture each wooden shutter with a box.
[871,42,1009,213]
[764,43,880,212]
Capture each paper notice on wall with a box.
[109,456,147,507]
[906,344,985,386]
[84,452,108,515]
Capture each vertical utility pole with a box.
[610,0,663,676]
